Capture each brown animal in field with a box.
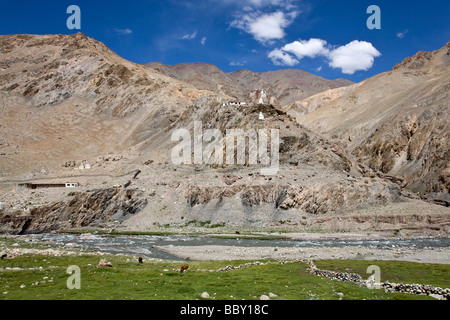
[180,264,189,273]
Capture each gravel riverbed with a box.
[154,244,450,264]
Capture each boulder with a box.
[98,259,113,267]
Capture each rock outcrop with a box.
[187,179,400,215]
[0,188,148,234]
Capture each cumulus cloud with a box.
[268,38,381,74]
[200,37,207,45]
[281,38,330,59]
[268,48,299,66]
[327,40,381,74]
[228,0,299,44]
[231,10,298,44]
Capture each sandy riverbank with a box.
[155,245,450,264]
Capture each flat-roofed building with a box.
[17,182,80,190]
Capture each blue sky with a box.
[0,0,449,82]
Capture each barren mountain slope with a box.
[231,68,353,106]
[0,33,212,180]
[286,42,450,200]
[146,62,353,106]
[147,62,243,99]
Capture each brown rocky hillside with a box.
[146,62,353,106]
[0,33,213,179]
[0,34,448,235]
[286,41,450,202]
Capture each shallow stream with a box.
[29,233,450,261]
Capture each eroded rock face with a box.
[0,188,148,234]
[353,102,450,199]
[187,179,400,215]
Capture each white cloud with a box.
[223,0,286,7]
[114,28,132,35]
[181,31,197,40]
[327,40,381,74]
[268,48,299,66]
[230,60,247,66]
[397,30,408,39]
[200,37,207,45]
[231,10,298,44]
[282,38,330,59]
[227,0,299,45]
[268,38,381,75]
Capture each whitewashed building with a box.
[222,101,247,107]
[251,89,268,104]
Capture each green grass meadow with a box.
[1,253,448,300]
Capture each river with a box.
[29,233,450,261]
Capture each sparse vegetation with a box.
[183,220,225,229]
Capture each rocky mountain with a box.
[146,62,243,99]
[0,33,448,236]
[229,68,353,106]
[0,33,212,179]
[146,62,353,106]
[285,41,450,202]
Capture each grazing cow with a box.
[180,264,189,274]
